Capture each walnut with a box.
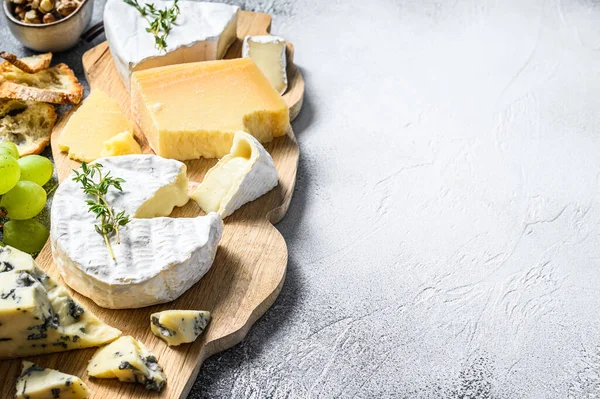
[23,9,41,23]
[10,0,25,5]
[13,5,26,19]
[29,0,40,10]
[42,12,55,23]
[56,0,77,17]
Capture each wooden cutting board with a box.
[0,11,304,399]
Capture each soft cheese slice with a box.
[88,336,166,392]
[58,89,134,162]
[131,58,290,160]
[16,361,91,399]
[51,155,223,309]
[150,310,210,346]
[242,35,288,94]
[0,246,121,359]
[192,132,278,218]
[104,0,239,89]
[100,131,142,157]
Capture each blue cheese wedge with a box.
[16,361,91,399]
[0,246,121,360]
[104,0,239,89]
[150,310,210,346]
[51,155,223,309]
[87,336,166,392]
[191,131,278,218]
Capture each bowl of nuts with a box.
[2,0,93,52]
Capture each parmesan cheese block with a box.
[16,361,92,399]
[242,35,288,94]
[104,0,239,89]
[131,58,290,160]
[51,155,223,309]
[192,131,278,218]
[101,131,142,157]
[0,246,121,359]
[58,90,134,162]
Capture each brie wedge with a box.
[192,131,278,218]
[88,336,166,392]
[16,361,92,399]
[104,0,239,89]
[150,310,210,346]
[242,35,288,94]
[0,246,121,359]
[51,155,223,309]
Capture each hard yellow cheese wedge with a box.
[58,89,134,162]
[100,131,142,157]
[131,58,290,160]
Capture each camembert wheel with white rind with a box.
[50,154,223,309]
[0,246,121,359]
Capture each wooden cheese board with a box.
[0,10,304,399]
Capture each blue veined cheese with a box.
[191,131,278,218]
[150,310,210,346]
[87,336,166,392]
[104,0,239,89]
[242,35,288,95]
[16,361,91,399]
[50,155,223,309]
[0,246,121,360]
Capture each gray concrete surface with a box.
[3,0,600,397]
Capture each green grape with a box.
[0,155,20,194]
[18,155,54,186]
[0,142,19,159]
[3,219,49,255]
[1,181,46,220]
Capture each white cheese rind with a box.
[87,336,166,392]
[192,131,279,218]
[50,154,223,309]
[242,35,288,94]
[104,0,239,89]
[150,310,210,346]
[0,246,121,359]
[16,361,92,399]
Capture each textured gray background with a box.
[4,0,600,397]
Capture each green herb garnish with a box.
[123,0,180,51]
[73,162,130,260]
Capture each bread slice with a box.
[0,63,83,105]
[0,99,56,156]
[0,52,52,74]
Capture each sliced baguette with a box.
[0,63,83,105]
[0,52,52,74]
[0,99,56,156]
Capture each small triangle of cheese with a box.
[192,131,278,218]
[16,361,91,399]
[100,131,142,157]
[150,310,210,346]
[87,336,166,392]
[0,246,121,360]
[58,89,134,162]
[242,35,288,95]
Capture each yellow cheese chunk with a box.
[100,131,142,157]
[58,90,134,162]
[131,58,289,160]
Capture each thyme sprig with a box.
[73,162,130,260]
[123,0,180,51]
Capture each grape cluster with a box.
[0,142,53,255]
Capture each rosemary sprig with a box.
[123,0,180,51]
[72,162,131,260]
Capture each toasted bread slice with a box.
[0,52,52,74]
[0,63,83,105]
[0,99,56,156]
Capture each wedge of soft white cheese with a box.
[104,0,239,89]
[242,35,288,94]
[51,155,223,309]
[192,131,278,218]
